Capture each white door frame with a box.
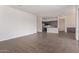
[76,6,79,40]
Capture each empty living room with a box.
[0,5,79,53]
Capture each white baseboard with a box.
[0,32,37,41]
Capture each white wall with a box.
[66,6,76,28]
[0,6,37,41]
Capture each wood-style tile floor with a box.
[0,32,79,53]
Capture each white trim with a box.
[76,6,79,40]
[64,16,67,32]
[0,32,37,41]
[56,16,59,33]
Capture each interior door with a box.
[59,17,65,32]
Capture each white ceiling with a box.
[10,5,73,17]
